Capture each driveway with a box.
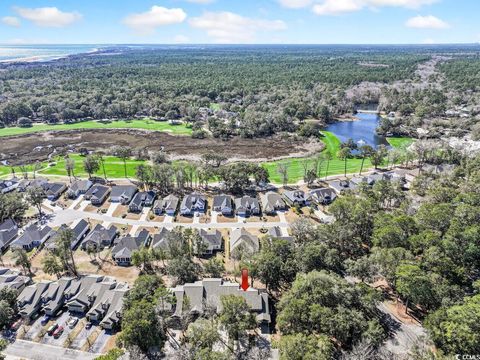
[210,211,219,224]
[88,329,112,354]
[41,312,70,345]
[69,196,84,210]
[105,203,119,217]
[5,339,98,360]
[24,317,46,341]
[69,324,96,350]
[139,207,150,221]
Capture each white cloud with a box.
[173,34,190,43]
[185,0,216,3]
[123,6,187,35]
[14,7,82,27]
[279,0,439,15]
[2,16,21,27]
[189,11,286,43]
[406,15,450,29]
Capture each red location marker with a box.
[241,269,249,291]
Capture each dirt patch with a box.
[0,129,323,165]
[217,215,238,223]
[176,215,193,224]
[112,205,128,218]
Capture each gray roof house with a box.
[41,278,72,316]
[99,283,129,330]
[128,191,156,213]
[112,229,150,266]
[260,192,287,215]
[212,194,234,216]
[235,196,260,217]
[0,219,18,252]
[17,178,48,193]
[0,268,29,292]
[110,185,138,205]
[84,184,110,205]
[329,180,358,194]
[46,219,90,251]
[267,226,294,243]
[151,228,172,251]
[0,179,19,194]
[283,190,307,206]
[66,276,117,314]
[11,224,52,251]
[67,180,93,199]
[198,229,222,255]
[45,182,67,201]
[153,195,179,216]
[81,224,118,251]
[308,188,337,205]
[170,279,271,332]
[180,193,207,216]
[230,228,259,256]
[17,281,51,319]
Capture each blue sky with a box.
[0,0,478,44]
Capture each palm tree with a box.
[359,145,374,175]
[337,148,351,178]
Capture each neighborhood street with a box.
[5,340,99,360]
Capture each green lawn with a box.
[0,119,192,137]
[387,137,415,149]
[38,154,146,178]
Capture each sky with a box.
[0,0,479,45]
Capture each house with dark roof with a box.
[230,228,259,256]
[110,185,138,205]
[81,224,118,251]
[153,195,179,216]
[45,182,67,201]
[45,219,90,251]
[11,224,52,251]
[17,281,51,319]
[180,193,207,216]
[170,279,271,333]
[283,190,307,207]
[84,184,110,205]
[235,196,260,217]
[41,278,72,316]
[0,219,18,253]
[308,188,337,205]
[128,191,156,213]
[260,192,287,215]
[212,194,233,216]
[151,228,172,251]
[67,180,93,199]
[198,229,222,255]
[112,229,150,266]
[0,179,19,194]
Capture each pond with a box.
[325,113,389,148]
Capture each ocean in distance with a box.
[0,44,101,63]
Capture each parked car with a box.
[67,317,78,329]
[47,324,58,336]
[53,326,64,339]
[10,319,22,331]
[85,321,92,330]
[40,315,50,326]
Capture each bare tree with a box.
[277,163,289,187]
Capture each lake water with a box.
[0,45,100,63]
[325,113,389,148]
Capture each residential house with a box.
[99,283,129,330]
[235,196,260,217]
[198,229,222,255]
[41,278,72,316]
[10,224,52,251]
[17,178,48,193]
[84,184,110,205]
[180,193,207,216]
[81,224,118,251]
[67,180,93,199]
[212,194,234,216]
[283,190,307,207]
[267,226,294,243]
[170,278,271,332]
[110,185,138,205]
[308,188,337,205]
[66,276,117,315]
[153,195,179,216]
[230,228,259,256]
[151,228,172,251]
[329,180,357,194]
[0,268,29,292]
[112,229,150,266]
[17,281,51,319]
[45,182,67,201]
[128,191,156,213]
[260,192,287,215]
[0,179,19,194]
[46,219,90,251]
[0,219,18,252]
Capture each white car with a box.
[67,317,79,329]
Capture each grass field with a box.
[387,137,415,148]
[0,119,192,137]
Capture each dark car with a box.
[53,326,64,339]
[47,323,58,336]
[85,321,92,329]
[40,315,50,326]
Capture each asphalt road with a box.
[5,340,99,360]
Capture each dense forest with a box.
[1,45,479,139]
